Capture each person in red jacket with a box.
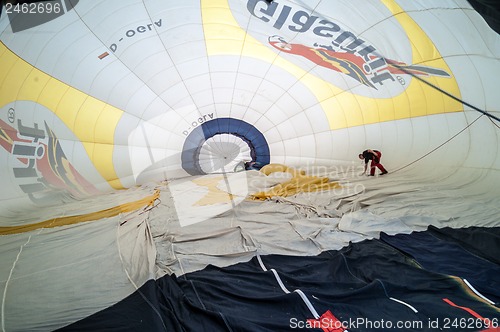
[359,149,388,176]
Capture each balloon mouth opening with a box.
[197,133,253,173]
[181,118,270,175]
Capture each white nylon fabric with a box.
[0,0,499,330]
[0,206,156,332]
[198,134,252,173]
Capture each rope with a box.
[387,61,500,123]
[379,57,500,173]
[391,114,484,174]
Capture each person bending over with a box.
[358,149,388,176]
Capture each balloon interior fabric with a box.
[0,0,499,331]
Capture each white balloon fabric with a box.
[0,0,499,330]
[1,0,498,208]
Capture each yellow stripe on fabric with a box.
[0,190,160,235]
[250,164,341,200]
[0,42,124,189]
[201,0,334,105]
[192,176,235,206]
[379,0,462,111]
[201,0,462,130]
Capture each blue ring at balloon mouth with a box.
[181,118,270,175]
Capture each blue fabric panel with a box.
[380,228,500,305]
[182,118,270,175]
[60,235,500,332]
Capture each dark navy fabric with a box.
[60,230,500,332]
[380,228,500,305]
[427,225,500,265]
